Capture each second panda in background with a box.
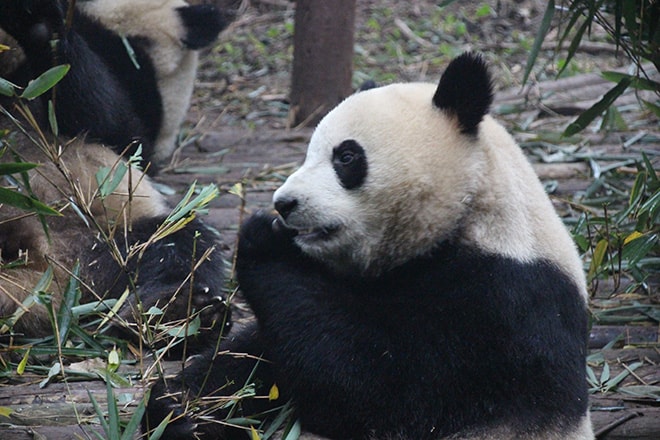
[0,0,232,168]
[145,52,594,440]
[0,1,233,344]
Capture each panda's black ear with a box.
[177,5,234,49]
[432,52,493,136]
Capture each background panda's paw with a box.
[238,210,298,260]
[144,380,198,440]
[191,284,233,334]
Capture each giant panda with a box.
[0,1,233,341]
[144,52,594,439]
[0,0,232,167]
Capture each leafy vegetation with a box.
[525,0,660,134]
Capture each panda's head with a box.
[273,53,494,275]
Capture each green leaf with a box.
[0,76,17,97]
[564,77,632,136]
[523,0,555,85]
[145,410,173,440]
[588,238,609,281]
[48,100,59,136]
[17,349,30,375]
[603,362,643,392]
[120,390,148,440]
[106,373,120,440]
[0,267,53,334]
[166,315,201,338]
[21,64,71,100]
[556,12,593,78]
[56,262,81,347]
[88,389,110,435]
[0,186,61,216]
[622,234,658,265]
[643,100,660,118]
[0,161,38,175]
[601,71,660,91]
[95,163,128,198]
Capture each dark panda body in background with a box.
[0,0,233,343]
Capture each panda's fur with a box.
[0,1,232,340]
[0,0,231,166]
[145,53,593,439]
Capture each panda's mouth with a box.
[276,218,339,242]
[294,225,339,241]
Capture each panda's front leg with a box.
[235,210,324,312]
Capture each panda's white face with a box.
[273,83,487,275]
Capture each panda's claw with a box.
[144,382,198,439]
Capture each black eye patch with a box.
[332,139,368,190]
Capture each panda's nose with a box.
[274,197,298,220]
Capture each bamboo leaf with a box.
[120,390,148,440]
[621,234,658,265]
[0,267,53,334]
[145,411,173,440]
[588,239,609,281]
[56,262,81,347]
[17,349,30,375]
[281,419,301,440]
[523,0,555,85]
[88,389,110,434]
[96,163,128,199]
[601,71,660,91]
[48,100,59,136]
[21,64,71,100]
[0,186,61,216]
[0,161,38,174]
[564,78,632,136]
[603,362,643,392]
[105,374,120,440]
[269,383,280,401]
[0,76,17,97]
[643,100,660,118]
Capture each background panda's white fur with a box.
[0,0,232,339]
[145,53,593,440]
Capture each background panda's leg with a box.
[145,323,277,440]
[83,217,230,350]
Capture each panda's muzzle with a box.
[273,215,338,242]
[274,197,298,220]
[274,197,339,241]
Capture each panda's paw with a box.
[191,285,233,334]
[238,210,297,260]
[144,380,198,439]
